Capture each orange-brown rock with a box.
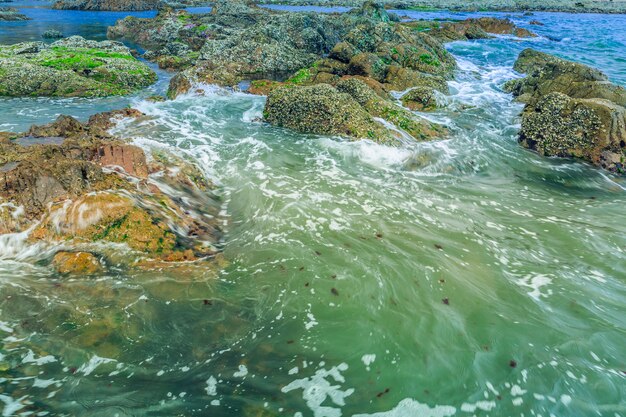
[52,251,102,275]
[95,144,149,178]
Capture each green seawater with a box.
[0,9,625,417]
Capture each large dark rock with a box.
[264,83,394,142]
[264,79,446,143]
[519,92,626,172]
[507,49,626,173]
[505,49,626,106]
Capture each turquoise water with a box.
[0,6,625,417]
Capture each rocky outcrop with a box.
[265,83,391,141]
[0,110,223,272]
[305,19,456,89]
[53,0,163,11]
[505,49,626,106]
[506,49,626,173]
[0,6,29,20]
[0,36,156,97]
[126,1,451,97]
[107,8,207,57]
[164,1,354,93]
[258,0,626,14]
[232,2,456,105]
[402,17,536,42]
[264,78,446,143]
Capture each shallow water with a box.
[0,0,211,44]
[1,6,625,417]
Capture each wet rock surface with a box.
[0,109,223,272]
[506,49,626,173]
[52,251,102,275]
[505,48,626,106]
[0,36,156,97]
[264,78,446,143]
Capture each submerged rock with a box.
[0,110,223,271]
[0,36,156,97]
[52,251,102,275]
[53,0,163,11]
[506,49,626,173]
[42,30,64,39]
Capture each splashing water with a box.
[0,8,625,417]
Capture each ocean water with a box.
[0,5,625,417]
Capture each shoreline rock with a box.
[256,0,626,15]
[52,0,164,11]
[0,36,156,97]
[0,110,223,272]
[107,1,538,145]
[403,17,536,42]
[0,6,29,21]
[505,49,626,173]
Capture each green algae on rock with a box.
[0,36,156,97]
[336,77,446,140]
[507,49,626,173]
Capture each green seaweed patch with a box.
[38,47,134,71]
[50,46,133,60]
[418,53,440,67]
[286,68,313,85]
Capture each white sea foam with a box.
[282,363,354,417]
[354,398,456,417]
